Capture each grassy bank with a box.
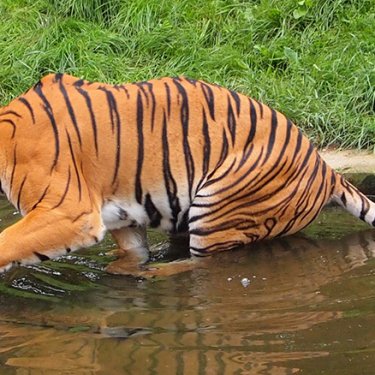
[0,0,374,148]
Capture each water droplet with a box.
[241,278,250,288]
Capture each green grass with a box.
[0,0,374,148]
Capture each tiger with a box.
[0,73,373,275]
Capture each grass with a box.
[0,0,374,148]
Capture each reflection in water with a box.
[0,208,374,374]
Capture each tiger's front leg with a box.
[106,226,202,278]
[0,207,105,272]
[105,226,150,275]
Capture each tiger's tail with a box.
[332,172,375,226]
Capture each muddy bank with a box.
[320,150,375,196]
[321,150,375,174]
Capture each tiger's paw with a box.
[105,248,127,257]
[104,258,146,277]
[105,258,199,278]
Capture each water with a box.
[0,197,374,374]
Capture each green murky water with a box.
[0,197,374,374]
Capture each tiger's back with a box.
[0,73,373,272]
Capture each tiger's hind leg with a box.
[188,188,268,257]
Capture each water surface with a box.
[0,197,374,374]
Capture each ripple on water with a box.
[0,199,374,374]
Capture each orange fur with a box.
[0,73,373,272]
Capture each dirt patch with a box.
[319,150,375,195]
[320,149,375,174]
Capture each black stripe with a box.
[164,82,172,118]
[18,97,35,124]
[200,157,237,190]
[235,158,301,214]
[254,99,264,119]
[118,207,128,220]
[173,79,195,201]
[54,73,63,81]
[34,81,60,171]
[190,240,244,254]
[193,138,307,223]
[0,110,21,118]
[276,155,322,236]
[16,176,27,212]
[162,111,181,230]
[9,145,17,199]
[34,251,50,261]
[200,82,215,121]
[177,210,189,232]
[291,179,330,234]
[237,143,254,171]
[31,185,50,211]
[145,193,162,228]
[227,95,236,146]
[341,192,347,206]
[247,98,257,144]
[266,116,292,172]
[206,128,229,181]
[297,159,328,223]
[142,82,156,131]
[248,142,313,206]
[51,168,71,209]
[136,83,150,106]
[229,90,241,115]
[263,109,278,163]
[66,131,82,201]
[264,217,277,237]
[135,91,144,204]
[98,87,115,133]
[118,85,130,99]
[190,218,257,236]
[201,108,211,177]
[150,85,156,131]
[57,75,82,146]
[74,79,84,87]
[184,77,198,86]
[360,195,370,221]
[191,148,263,216]
[291,128,303,163]
[0,119,16,138]
[75,86,99,156]
[99,87,121,184]
[72,210,93,223]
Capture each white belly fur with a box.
[101,200,148,230]
[101,199,176,232]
